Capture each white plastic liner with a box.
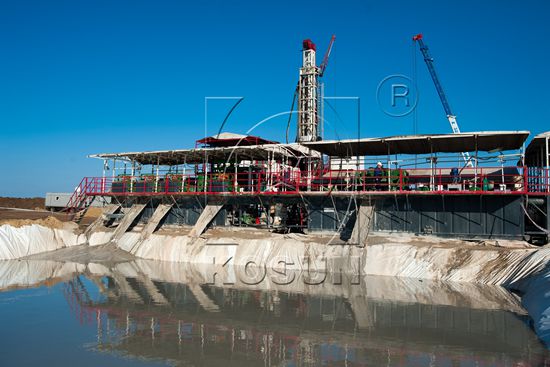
[512,249,550,347]
[0,224,85,260]
[89,228,550,286]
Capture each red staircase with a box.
[64,177,94,215]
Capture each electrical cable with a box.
[286,84,299,144]
[412,39,419,168]
[521,200,550,234]
[216,98,244,138]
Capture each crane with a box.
[319,34,336,77]
[413,33,473,167]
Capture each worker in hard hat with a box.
[374,162,384,191]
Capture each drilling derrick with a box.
[297,39,320,142]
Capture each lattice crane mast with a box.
[413,33,473,167]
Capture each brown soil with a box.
[0,197,45,210]
[0,208,70,222]
[79,207,103,227]
[0,204,103,231]
[0,216,65,229]
[83,207,103,218]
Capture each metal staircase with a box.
[64,177,95,221]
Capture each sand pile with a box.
[0,216,65,229]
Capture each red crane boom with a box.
[319,34,336,77]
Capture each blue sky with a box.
[1,0,549,197]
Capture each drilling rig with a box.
[296,35,335,143]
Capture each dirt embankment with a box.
[0,197,71,227]
[0,216,65,229]
[0,197,45,210]
[0,208,70,223]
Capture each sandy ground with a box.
[79,207,103,226]
[0,208,70,224]
[0,205,102,228]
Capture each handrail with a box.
[72,166,550,197]
[65,177,95,212]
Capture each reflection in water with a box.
[1,259,550,366]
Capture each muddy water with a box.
[0,260,548,366]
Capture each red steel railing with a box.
[65,177,97,211]
[77,166,550,197]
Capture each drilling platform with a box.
[64,37,550,245]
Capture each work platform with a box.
[69,131,550,243]
[81,131,547,197]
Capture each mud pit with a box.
[0,208,548,287]
[0,208,549,361]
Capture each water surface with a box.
[0,259,548,366]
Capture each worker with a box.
[450,167,459,184]
[374,162,384,190]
